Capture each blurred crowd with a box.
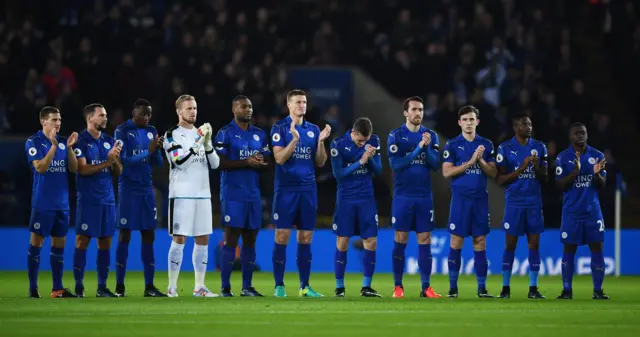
[0,0,632,228]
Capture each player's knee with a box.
[119,229,132,243]
[417,232,431,245]
[449,235,464,249]
[505,235,518,251]
[173,235,187,245]
[472,236,486,250]
[274,229,290,244]
[75,235,90,249]
[140,230,155,244]
[363,237,377,251]
[563,243,577,254]
[394,231,409,244]
[588,242,603,253]
[527,237,540,250]
[97,237,112,250]
[297,230,313,244]
[194,235,209,246]
[51,236,66,248]
[336,237,349,251]
[29,232,45,247]
[241,230,258,248]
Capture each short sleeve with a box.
[484,141,495,163]
[370,135,381,156]
[330,139,341,159]
[540,143,549,167]
[442,141,455,164]
[259,130,272,156]
[25,139,44,163]
[555,154,570,180]
[597,151,607,177]
[74,139,86,159]
[430,131,440,152]
[495,144,506,167]
[213,129,229,156]
[387,132,400,158]
[270,124,285,148]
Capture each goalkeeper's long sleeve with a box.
[206,147,220,169]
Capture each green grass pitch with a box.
[0,272,638,337]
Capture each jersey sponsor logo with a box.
[147,132,153,139]
[410,152,427,165]
[496,153,503,163]
[272,133,281,142]
[58,143,66,150]
[515,165,536,179]
[253,134,260,142]
[28,147,37,156]
[48,160,67,173]
[307,131,314,138]
[463,162,481,175]
[331,148,338,157]
[120,218,127,225]
[104,142,111,149]
[239,149,259,159]
[33,222,40,230]
[293,145,312,160]
[389,144,398,153]
[347,161,369,175]
[588,157,596,165]
[443,150,450,159]
[555,166,563,175]
[531,149,538,156]
[574,174,594,188]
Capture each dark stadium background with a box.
[0,0,637,231]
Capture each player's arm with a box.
[271,124,298,165]
[366,136,382,176]
[555,155,580,191]
[315,125,331,167]
[259,135,274,170]
[441,142,472,178]
[330,141,363,181]
[388,133,421,172]
[425,132,440,171]
[478,142,497,179]
[66,145,78,174]
[76,141,113,176]
[213,129,251,170]
[593,154,607,188]
[29,142,57,174]
[495,145,521,185]
[111,158,123,176]
[163,130,202,169]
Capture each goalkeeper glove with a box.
[203,123,214,152]
[193,124,209,151]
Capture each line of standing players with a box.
[25,90,609,300]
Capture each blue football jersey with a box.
[75,130,116,205]
[270,116,321,192]
[442,134,495,197]
[496,137,548,207]
[555,146,606,217]
[114,120,163,195]
[387,124,440,198]
[215,120,271,201]
[330,131,382,200]
[25,131,71,211]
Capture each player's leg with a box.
[333,201,355,297]
[220,199,244,296]
[586,217,608,299]
[500,206,522,298]
[415,199,440,298]
[240,228,262,296]
[359,202,381,297]
[447,196,470,297]
[240,200,263,296]
[96,204,117,297]
[27,209,52,298]
[167,199,188,297]
[192,199,216,297]
[471,198,492,298]
[73,234,91,297]
[390,196,413,297]
[525,207,545,298]
[296,190,319,296]
[115,228,132,296]
[140,228,165,296]
[271,191,296,296]
[220,225,242,296]
[558,215,581,299]
[49,210,75,297]
[74,203,99,297]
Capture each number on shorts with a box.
[598,220,604,232]
[154,208,158,220]
[430,210,434,222]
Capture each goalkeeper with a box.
[162,94,220,298]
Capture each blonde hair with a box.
[175,94,196,109]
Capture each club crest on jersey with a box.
[556,166,563,175]
[253,134,260,142]
[104,142,111,149]
[331,148,338,157]
[588,157,596,165]
[28,147,37,156]
[496,153,503,163]
[120,218,127,225]
[531,149,538,156]
[389,144,398,153]
[58,143,66,150]
[307,131,314,138]
[272,133,281,142]
[147,132,153,139]
[443,150,450,159]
